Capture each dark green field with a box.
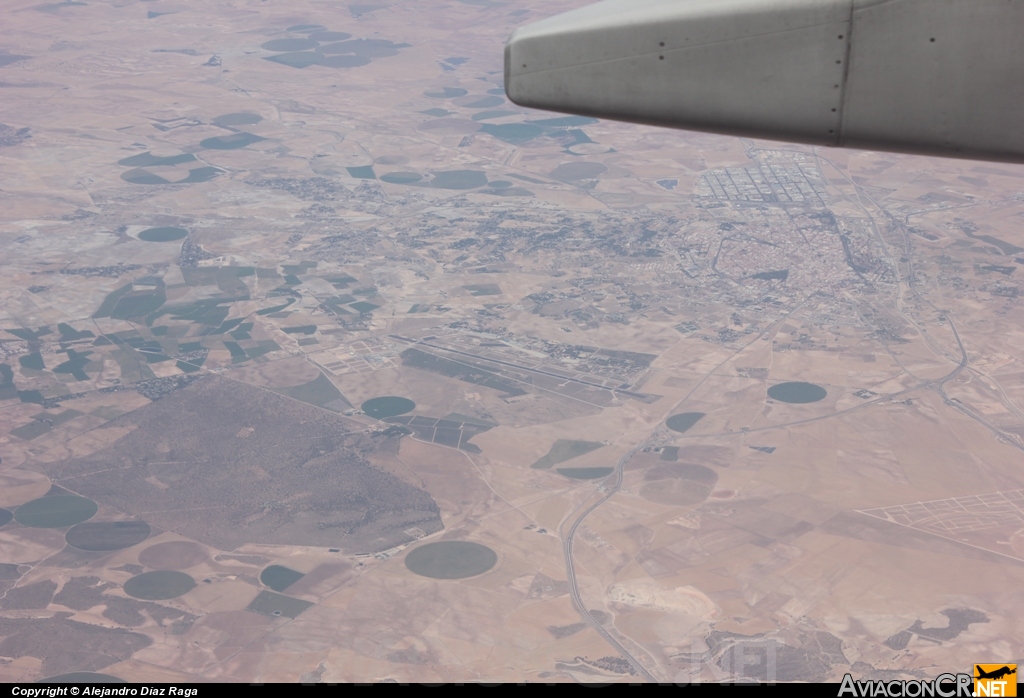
[666,412,705,434]
[117,152,196,167]
[264,51,320,68]
[767,381,827,404]
[58,323,94,341]
[14,496,97,528]
[93,285,166,321]
[65,521,151,551]
[551,161,607,182]
[0,509,11,527]
[213,112,263,127]
[138,226,188,242]
[472,110,517,121]
[181,166,223,183]
[120,168,172,185]
[346,165,376,179]
[349,300,380,314]
[462,96,504,109]
[260,565,305,592]
[431,170,487,189]
[362,396,415,419]
[530,439,604,469]
[556,467,614,480]
[480,123,543,144]
[199,132,266,150]
[318,38,401,57]
[11,420,54,440]
[123,571,195,600]
[247,590,313,618]
[18,350,45,372]
[404,540,497,579]
[381,172,422,184]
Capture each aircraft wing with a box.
[504,0,1024,163]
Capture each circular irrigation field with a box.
[767,381,827,404]
[0,509,11,528]
[138,226,188,242]
[380,172,422,184]
[65,521,151,551]
[214,112,263,127]
[404,541,497,580]
[123,570,196,600]
[14,496,97,528]
[260,564,305,592]
[361,396,415,420]
[666,412,706,434]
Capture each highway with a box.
[556,304,812,683]
[560,442,659,682]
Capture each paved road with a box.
[557,303,812,683]
[560,443,659,682]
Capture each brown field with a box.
[1,0,1023,683]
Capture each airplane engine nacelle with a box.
[505,0,1024,163]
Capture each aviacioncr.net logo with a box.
[838,673,974,697]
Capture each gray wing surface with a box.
[505,0,1024,163]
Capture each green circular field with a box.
[14,496,97,528]
[123,570,196,600]
[0,509,11,527]
[380,172,422,184]
[666,412,705,434]
[214,112,263,127]
[38,673,124,683]
[361,396,415,419]
[138,226,188,242]
[199,132,265,150]
[65,521,151,551]
[487,180,513,189]
[260,564,305,592]
[404,541,497,580]
[767,381,827,404]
